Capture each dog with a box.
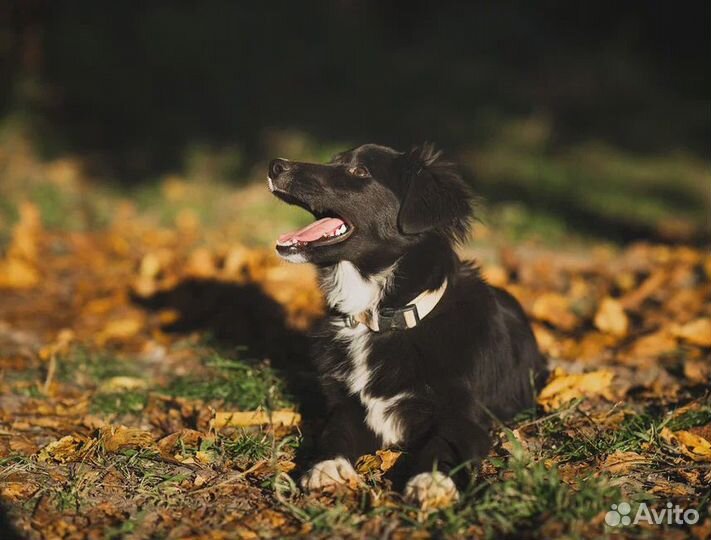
[267,143,547,506]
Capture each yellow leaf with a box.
[98,376,148,394]
[537,368,615,412]
[356,449,401,475]
[594,297,629,337]
[672,318,711,348]
[195,449,218,464]
[532,293,579,332]
[96,317,143,344]
[661,427,711,462]
[38,434,93,463]
[212,410,301,429]
[100,426,154,453]
[355,454,382,474]
[0,258,40,289]
[376,449,402,472]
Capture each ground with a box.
[0,133,710,539]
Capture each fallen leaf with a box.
[355,449,402,475]
[660,427,711,462]
[213,410,301,429]
[96,317,143,345]
[0,258,40,289]
[621,329,678,366]
[537,368,615,411]
[594,297,629,337]
[98,376,148,393]
[9,436,38,456]
[377,449,402,472]
[601,450,647,474]
[100,425,154,453]
[532,293,579,332]
[684,358,710,385]
[38,434,93,463]
[620,270,668,310]
[672,318,711,348]
[1,481,37,502]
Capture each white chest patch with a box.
[323,261,383,315]
[325,261,407,446]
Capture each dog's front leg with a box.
[395,419,491,509]
[301,397,379,491]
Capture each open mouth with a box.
[269,184,354,253]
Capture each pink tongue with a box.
[278,217,345,243]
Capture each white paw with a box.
[404,471,459,510]
[300,457,362,491]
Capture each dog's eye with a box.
[348,165,370,178]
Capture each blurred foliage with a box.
[0,1,708,244]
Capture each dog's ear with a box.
[397,144,473,240]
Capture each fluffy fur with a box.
[268,143,547,502]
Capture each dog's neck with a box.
[319,236,458,316]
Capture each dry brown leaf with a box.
[621,329,678,365]
[100,425,154,453]
[572,331,618,363]
[532,324,561,358]
[0,202,42,289]
[0,258,40,289]
[660,427,711,462]
[647,474,697,497]
[355,449,401,475]
[531,293,579,332]
[1,481,38,502]
[377,449,402,472]
[672,318,711,348]
[594,297,629,337]
[537,368,615,412]
[600,450,647,474]
[684,358,711,385]
[187,248,217,277]
[620,269,668,310]
[213,410,301,429]
[96,316,143,344]
[38,434,94,463]
[157,429,209,464]
[277,460,296,473]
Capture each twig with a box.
[191,460,266,494]
[43,352,57,394]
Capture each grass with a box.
[164,352,292,410]
[58,347,144,382]
[276,433,621,539]
[53,345,293,414]
[470,437,619,538]
[470,118,710,243]
[91,390,148,415]
[1,118,708,248]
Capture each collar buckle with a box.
[378,304,420,331]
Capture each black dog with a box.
[268,144,547,506]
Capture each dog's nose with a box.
[269,158,291,178]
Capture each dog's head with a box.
[268,143,472,270]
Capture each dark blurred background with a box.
[0,0,709,244]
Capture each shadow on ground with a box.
[132,278,325,424]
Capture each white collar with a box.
[335,278,448,332]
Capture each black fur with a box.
[268,143,547,489]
